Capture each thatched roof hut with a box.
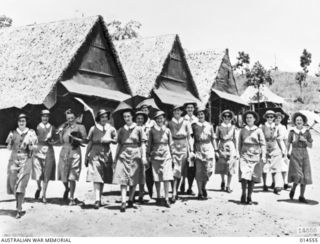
[114,34,200,115]
[187,50,248,125]
[0,15,131,110]
[0,15,131,143]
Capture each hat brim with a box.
[153,112,166,120]
[95,111,110,122]
[134,113,148,124]
[292,112,308,125]
[242,111,260,124]
[263,112,276,120]
[219,110,235,121]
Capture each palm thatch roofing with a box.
[114,34,199,98]
[0,15,130,110]
[186,50,226,104]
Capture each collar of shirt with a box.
[154,124,167,131]
[292,126,307,134]
[265,122,275,128]
[245,125,258,131]
[146,118,154,127]
[16,127,29,135]
[221,122,232,128]
[172,117,184,124]
[196,121,207,127]
[39,122,51,129]
[96,123,111,132]
[184,114,198,122]
[124,123,136,130]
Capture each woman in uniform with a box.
[215,110,238,193]
[167,105,192,202]
[148,111,174,207]
[57,109,87,206]
[261,110,286,194]
[32,109,56,203]
[134,111,149,204]
[85,109,117,209]
[6,113,38,218]
[287,112,313,203]
[238,111,266,204]
[192,106,217,200]
[113,109,147,212]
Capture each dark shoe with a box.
[170,196,176,204]
[63,188,69,200]
[240,195,246,204]
[148,192,153,199]
[270,182,275,189]
[289,190,295,200]
[263,185,268,192]
[202,189,208,198]
[299,196,308,204]
[127,200,134,208]
[164,200,171,208]
[94,201,101,209]
[180,183,185,193]
[284,184,290,190]
[274,187,281,195]
[246,197,253,205]
[198,194,205,200]
[69,199,76,206]
[226,187,233,193]
[186,189,194,195]
[156,198,162,206]
[16,211,22,219]
[138,197,144,204]
[35,189,41,200]
[221,182,225,191]
[120,202,126,212]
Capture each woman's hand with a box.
[142,157,148,166]
[299,136,307,142]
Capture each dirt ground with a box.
[0,133,319,237]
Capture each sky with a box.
[2,0,320,73]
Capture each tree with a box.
[245,61,273,109]
[295,49,312,103]
[107,20,141,41]
[233,51,250,74]
[0,15,12,28]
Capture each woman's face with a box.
[173,108,182,118]
[66,113,75,123]
[156,115,164,125]
[295,116,304,127]
[141,106,149,115]
[135,115,145,126]
[223,113,232,123]
[266,114,275,123]
[41,115,49,124]
[99,114,109,126]
[197,111,205,121]
[123,111,133,125]
[18,118,26,129]
[275,116,282,125]
[246,114,255,126]
[186,104,195,115]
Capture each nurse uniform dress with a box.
[148,124,174,182]
[57,123,87,182]
[215,123,237,176]
[238,125,266,183]
[167,117,191,179]
[32,122,56,182]
[86,123,117,184]
[113,123,147,186]
[192,121,215,182]
[6,128,38,195]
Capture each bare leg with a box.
[227,174,232,188]
[220,174,225,185]
[300,184,306,198]
[69,181,76,200]
[16,193,24,211]
[36,180,42,191]
[262,173,267,186]
[155,182,161,199]
[172,178,178,197]
[164,181,170,201]
[139,184,144,198]
[42,181,49,200]
[129,185,137,201]
[291,183,298,193]
[196,180,202,196]
[93,183,101,202]
[121,185,127,204]
[282,172,288,184]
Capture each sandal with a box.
[226,187,233,193]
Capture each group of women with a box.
[5,103,314,218]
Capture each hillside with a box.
[235,71,320,113]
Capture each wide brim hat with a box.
[292,112,308,125]
[133,111,148,124]
[263,110,276,119]
[219,109,235,121]
[242,110,260,124]
[41,109,50,116]
[196,105,207,114]
[95,109,111,122]
[153,110,166,120]
[184,102,197,108]
[172,104,184,111]
[17,113,27,121]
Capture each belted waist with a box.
[195,140,211,144]
[122,143,140,148]
[172,137,187,140]
[152,142,168,146]
[266,138,276,142]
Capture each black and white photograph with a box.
[0,0,320,240]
